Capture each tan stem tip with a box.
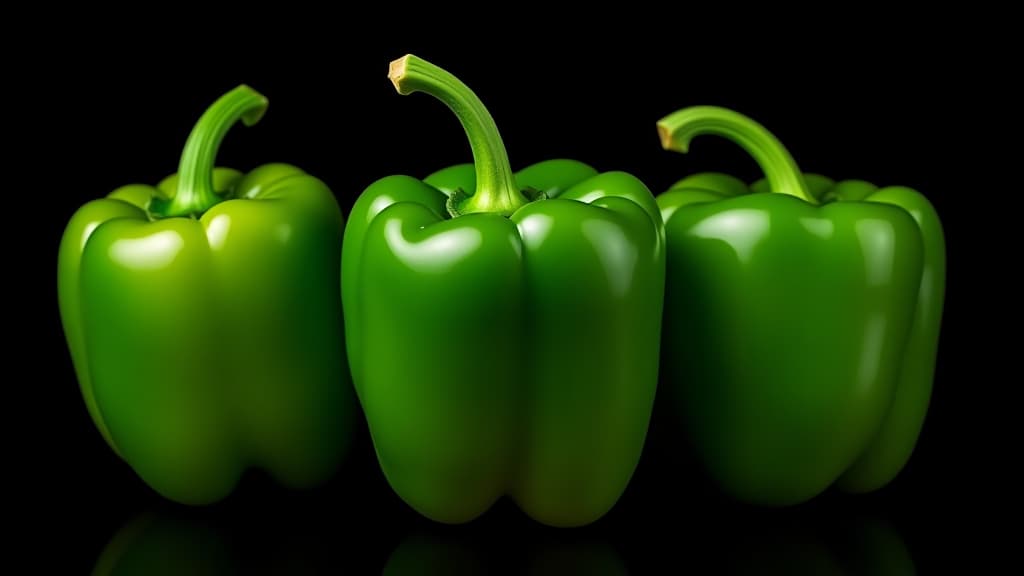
[388,55,410,91]
[656,122,673,150]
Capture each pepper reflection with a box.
[705,513,915,575]
[384,531,626,575]
[93,508,340,575]
[92,514,231,576]
[93,507,914,574]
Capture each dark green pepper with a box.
[657,106,944,505]
[342,55,665,526]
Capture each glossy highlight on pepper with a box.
[657,106,945,505]
[58,86,354,504]
[342,55,665,527]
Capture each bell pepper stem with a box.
[151,86,268,218]
[657,106,816,204]
[389,54,528,217]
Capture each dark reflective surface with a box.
[383,531,625,575]
[94,514,231,575]
[705,513,914,575]
[87,494,366,574]
[92,511,349,575]
[54,380,953,574]
[87,474,917,575]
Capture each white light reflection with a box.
[517,213,554,251]
[369,195,396,220]
[80,222,100,251]
[205,214,230,250]
[109,230,185,270]
[691,210,769,263]
[571,190,606,205]
[386,220,483,275]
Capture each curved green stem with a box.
[389,54,528,217]
[657,106,815,204]
[150,86,268,218]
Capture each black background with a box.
[23,23,1004,573]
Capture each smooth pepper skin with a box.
[58,87,354,504]
[343,56,664,527]
[657,107,944,505]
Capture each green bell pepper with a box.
[58,86,354,504]
[656,106,945,505]
[342,55,664,527]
